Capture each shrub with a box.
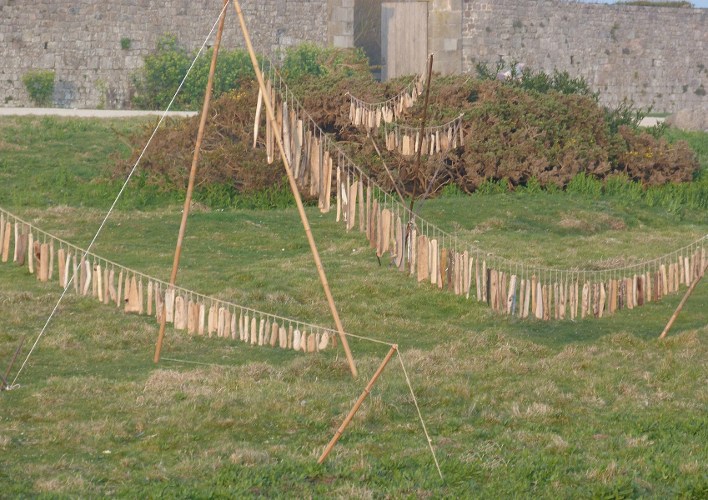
[22,70,55,106]
[131,34,256,110]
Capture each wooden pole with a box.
[1,335,25,390]
[408,54,434,214]
[232,0,358,377]
[318,344,397,464]
[153,0,228,363]
[658,262,707,339]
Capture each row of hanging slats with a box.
[253,68,707,322]
[0,209,333,353]
[347,76,424,131]
[381,116,464,156]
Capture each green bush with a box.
[131,34,256,110]
[22,70,55,106]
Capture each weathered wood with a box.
[38,243,49,282]
[1,222,11,263]
[659,261,707,339]
[318,344,398,465]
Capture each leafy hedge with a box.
[123,44,704,210]
[131,34,257,111]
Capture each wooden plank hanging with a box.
[155,285,164,323]
[38,243,49,282]
[57,248,66,287]
[48,241,54,281]
[174,295,186,329]
[230,308,237,340]
[542,284,550,320]
[115,269,122,306]
[535,280,543,319]
[2,222,12,262]
[598,282,606,318]
[499,271,507,312]
[336,166,341,222]
[508,275,517,315]
[253,86,263,148]
[96,264,103,303]
[252,314,259,344]
[270,321,278,347]
[523,279,531,318]
[279,326,287,349]
[82,257,92,296]
[417,234,428,282]
[27,233,34,274]
[379,208,391,258]
[439,247,448,290]
[208,304,218,337]
[475,259,481,301]
[125,275,140,313]
[581,282,590,319]
[464,252,471,299]
[282,100,291,164]
[165,288,176,322]
[265,80,273,164]
[347,180,357,230]
[430,239,439,286]
[358,177,365,233]
[187,300,196,334]
[395,216,405,270]
[369,199,378,249]
[294,119,303,178]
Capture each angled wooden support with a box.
[153,0,228,363]
[317,344,397,464]
[659,262,707,340]
[232,0,358,377]
[1,335,25,391]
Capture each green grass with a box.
[0,116,706,497]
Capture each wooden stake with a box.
[318,344,397,464]
[154,0,228,363]
[233,0,357,377]
[659,262,707,339]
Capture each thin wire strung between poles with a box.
[8,2,231,390]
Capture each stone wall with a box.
[1,0,706,112]
[0,0,331,109]
[462,0,707,112]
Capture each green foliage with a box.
[476,177,510,194]
[439,182,465,198]
[21,70,55,106]
[120,37,131,50]
[131,34,256,110]
[566,172,604,198]
[475,61,598,99]
[605,98,647,135]
[281,43,327,80]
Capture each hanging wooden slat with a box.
[430,239,439,286]
[508,275,517,315]
[2,222,12,263]
[523,278,531,318]
[347,180,357,230]
[417,234,428,282]
[253,87,263,148]
[265,80,273,164]
[174,295,186,329]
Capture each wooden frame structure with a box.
[152,0,358,378]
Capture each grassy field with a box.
[0,116,706,497]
